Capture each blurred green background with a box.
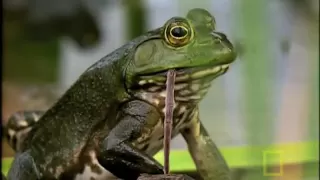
[2,0,319,179]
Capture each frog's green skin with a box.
[6,8,236,180]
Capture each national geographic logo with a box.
[263,151,283,176]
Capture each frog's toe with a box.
[5,111,44,152]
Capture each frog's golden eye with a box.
[164,20,193,47]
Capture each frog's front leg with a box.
[98,100,164,180]
[181,109,231,180]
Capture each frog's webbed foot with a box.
[7,151,41,180]
[5,111,45,152]
[99,141,163,180]
[98,100,164,180]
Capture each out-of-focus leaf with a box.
[26,0,101,49]
[3,0,102,49]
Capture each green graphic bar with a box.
[2,141,318,175]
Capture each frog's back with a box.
[24,28,163,148]
[15,29,165,179]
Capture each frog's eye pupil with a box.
[171,27,187,38]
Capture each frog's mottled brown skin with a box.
[5,8,237,180]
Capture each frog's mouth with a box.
[138,63,230,84]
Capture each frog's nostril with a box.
[214,39,222,45]
[211,31,227,40]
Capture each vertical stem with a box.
[307,16,319,146]
[239,0,273,179]
[305,11,319,179]
[125,0,146,40]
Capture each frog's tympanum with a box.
[5,8,237,180]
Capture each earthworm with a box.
[163,70,176,174]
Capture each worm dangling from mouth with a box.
[163,69,176,174]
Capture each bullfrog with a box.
[5,8,237,180]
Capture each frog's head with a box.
[125,8,237,96]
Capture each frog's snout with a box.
[211,31,237,62]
